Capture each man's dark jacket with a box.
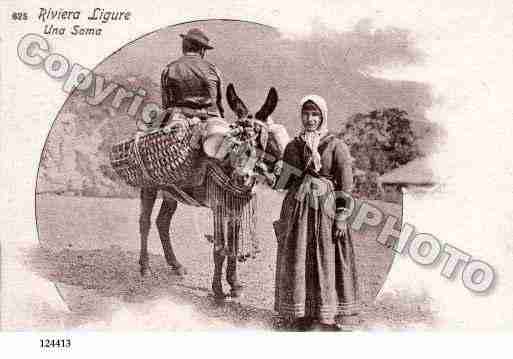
[161,53,224,118]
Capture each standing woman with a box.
[273,95,360,331]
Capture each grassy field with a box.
[30,189,433,330]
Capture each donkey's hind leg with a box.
[139,187,158,276]
[156,195,187,275]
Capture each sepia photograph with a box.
[29,20,441,331]
[2,2,513,356]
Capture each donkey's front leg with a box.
[212,207,227,299]
[226,257,244,298]
[212,244,226,299]
[139,187,158,276]
[226,220,244,298]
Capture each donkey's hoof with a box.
[210,292,232,304]
[171,265,188,276]
[212,283,226,300]
[139,260,149,277]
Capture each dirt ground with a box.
[29,189,434,330]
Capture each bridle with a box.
[228,116,272,187]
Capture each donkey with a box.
[138,84,286,300]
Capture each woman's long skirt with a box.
[274,182,360,322]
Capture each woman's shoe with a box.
[337,314,362,330]
[292,317,313,331]
[310,322,343,332]
[281,317,313,331]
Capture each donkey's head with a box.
[225,83,289,187]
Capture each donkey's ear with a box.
[226,83,249,119]
[255,87,278,121]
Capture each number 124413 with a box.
[40,339,71,349]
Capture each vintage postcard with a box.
[1,0,512,356]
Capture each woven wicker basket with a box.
[110,121,200,188]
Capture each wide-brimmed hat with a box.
[179,28,214,50]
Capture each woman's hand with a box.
[334,219,348,240]
[334,207,351,239]
[255,161,276,186]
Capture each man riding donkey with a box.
[128,28,287,300]
[160,28,224,126]
[137,28,227,275]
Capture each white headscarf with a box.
[299,95,329,172]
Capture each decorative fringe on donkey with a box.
[205,164,259,262]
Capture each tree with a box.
[339,108,420,198]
